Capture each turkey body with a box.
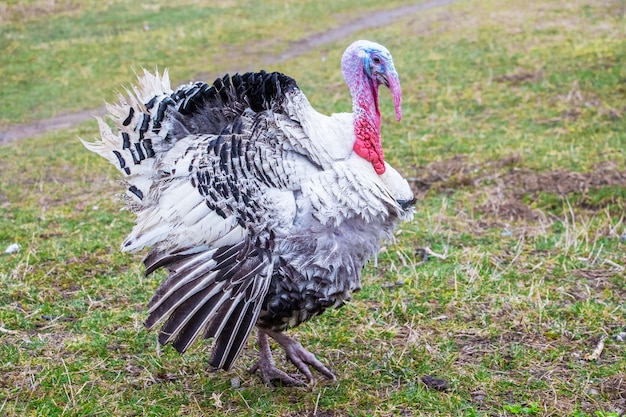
[84,41,414,385]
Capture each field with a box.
[1,0,625,416]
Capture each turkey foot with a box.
[250,329,336,386]
[250,330,306,386]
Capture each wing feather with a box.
[144,239,272,368]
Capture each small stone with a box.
[615,332,626,342]
[422,375,450,391]
[471,390,487,403]
[415,248,429,261]
[230,376,240,388]
[4,243,20,254]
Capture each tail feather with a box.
[144,239,273,370]
[81,69,176,206]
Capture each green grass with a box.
[0,0,412,128]
[1,0,626,416]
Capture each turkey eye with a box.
[372,56,381,64]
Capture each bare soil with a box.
[0,0,454,145]
[408,155,626,221]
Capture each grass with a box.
[0,0,413,128]
[1,0,626,415]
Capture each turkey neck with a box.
[349,72,386,175]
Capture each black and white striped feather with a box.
[144,239,272,369]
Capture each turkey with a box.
[83,40,415,386]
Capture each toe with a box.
[249,360,307,387]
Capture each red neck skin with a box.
[351,76,386,175]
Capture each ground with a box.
[0,0,625,416]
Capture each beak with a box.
[379,72,402,121]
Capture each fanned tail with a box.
[81,69,300,223]
[81,69,176,205]
[144,239,273,370]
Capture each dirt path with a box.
[0,0,454,145]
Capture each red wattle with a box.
[353,117,386,175]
